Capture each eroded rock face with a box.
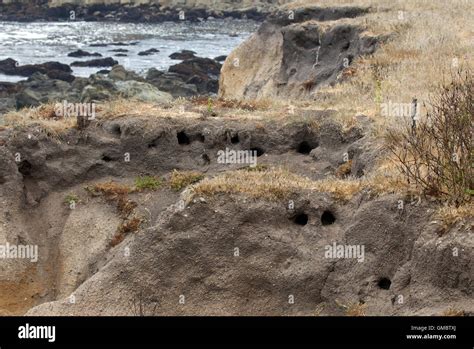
[219,6,378,100]
[24,193,474,316]
[0,116,472,316]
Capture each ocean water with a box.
[0,19,258,82]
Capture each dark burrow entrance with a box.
[177,131,190,145]
[250,147,265,157]
[18,160,32,176]
[377,277,391,290]
[321,210,336,225]
[110,124,122,136]
[297,141,313,154]
[293,213,308,226]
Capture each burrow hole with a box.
[293,213,308,226]
[377,277,392,290]
[231,134,240,144]
[202,153,210,164]
[18,160,32,176]
[111,124,122,136]
[250,147,265,157]
[177,130,190,145]
[321,210,336,225]
[196,133,205,143]
[297,141,313,154]
[148,137,160,148]
[102,155,113,162]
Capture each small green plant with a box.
[169,170,204,191]
[207,97,213,113]
[134,176,162,191]
[64,193,79,206]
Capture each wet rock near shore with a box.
[0,51,223,114]
[168,57,222,94]
[108,65,144,82]
[0,1,271,23]
[214,55,227,62]
[0,58,74,82]
[169,50,197,60]
[71,57,118,67]
[67,49,102,58]
[138,48,160,56]
[146,69,198,97]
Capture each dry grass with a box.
[86,181,137,218]
[441,308,465,316]
[3,102,76,137]
[436,203,474,231]
[282,0,474,131]
[87,181,132,199]
[111,216,143,247]
[169,170,204,191]
[86,180,142,246]
[117,216,142,236]
[335,160,353,178]
[191,167,361,201]
[191,96,272,111]
[335,299,367,316]
[190,165,416,203]
[346,302,367,316]
[116,196,138,218]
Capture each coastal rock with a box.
[219,7,378,100]
[71,57,118,67]
[114,80,172,103]
[138,48,160,56]
[0,58,73,81]
[169,57,222,94]
[169,50,197,60]
[67,49,102,58]
[146,69,198,97]
[214,55,227,62]
[15,73,70,109]
[0,1,275,22]
[108,65,143,81]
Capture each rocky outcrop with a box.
[8,69,171,109]
[138,48,160,56]
[219,6,378,100]
[71,57,118,67]
[0,0,282,22]
[0,58,74,82]
[169,50,197,61]
[168,57,221,94]
[0,114,470,316]
[146,69,198,97]
[67,49,102,58]
[108,64,144,82]
[0,53,223,115]
[145,55,222,97]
